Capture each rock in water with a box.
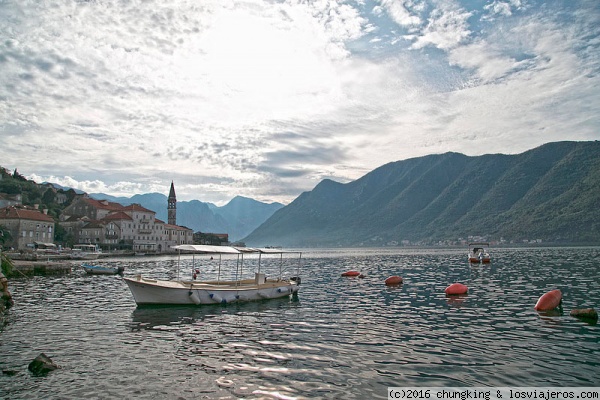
[28,353,60,375]
[570,308,598,321]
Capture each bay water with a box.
[1,247,599,399]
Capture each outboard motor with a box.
[290,276,301,285]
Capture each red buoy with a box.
[534,289,562,311]
[385,276,403,285]
[341,270,361,277]
[445,283,468,295]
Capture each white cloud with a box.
[483,0,526,20]
[1,0,599,205]
[410,1,472,50]
[379,0,422,27]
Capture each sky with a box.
[1,0,599,205]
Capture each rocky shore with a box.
[0,270,14,313]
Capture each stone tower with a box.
[168,181,177,225]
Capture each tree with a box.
[42,188,56,206]
[0,180,21,195]
[12,169,27,181]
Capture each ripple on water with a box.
[1,248,599,398]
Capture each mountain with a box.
[243,141,600,247]
[218,196,285,240]
[88,192,283,242]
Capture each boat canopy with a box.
[171,244,302,281]
[173,244,241,254]
[172,244,300,255]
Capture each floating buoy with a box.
[534,289,562,311]
[209,293,223,303]
[385,276,403,285]
[445,283,468,295]
[341,270,361,277]
[570,308,598,320]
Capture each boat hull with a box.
[82,264,124,275]
[469,256,491,263]
[123,276,300,306]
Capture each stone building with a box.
[0,193,22,209]
[58,184,193,253]
[0,205,55,250]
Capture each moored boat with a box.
[468,242,491,263]
[123,245,302,306]
[70,244,103,260]
[82,263,124,275]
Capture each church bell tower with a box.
[168,181,177,226]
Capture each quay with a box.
[9,260,73,277]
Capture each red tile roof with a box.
[164,223,192,231]
[82,197,125,211]
[122,203,154,213]
[0,206,55,222]
[103,211,133,221]
[82,221,105,229]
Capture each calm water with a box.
[1,247,599,399]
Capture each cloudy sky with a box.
[1,0,599,205]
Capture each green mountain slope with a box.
[243,141,600,247]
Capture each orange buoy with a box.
[534,289,562,311]
[341,270,361,277]
[445,283,468,295]
[385,276,403,285]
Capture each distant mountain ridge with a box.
[243,141,600,247]
[88,193,283,242]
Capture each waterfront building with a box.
[165,223,194,246]
[0,205,55,250]
[58,185,193,253]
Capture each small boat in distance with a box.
[70,244,103,260]
[468,242,491,263]
[82,263,124,275]
[123,245,302,306]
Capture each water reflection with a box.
[1,248,599,399]
[130,297,299,330]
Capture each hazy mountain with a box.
[218,196,285,240]
[243,141,600,247]
[88,192,283,242]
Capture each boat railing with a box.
[173,245,302,284]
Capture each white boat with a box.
[70,244,103,260]
[82,263,124,275]
[123,245,302,306]
[468,242,491,263]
